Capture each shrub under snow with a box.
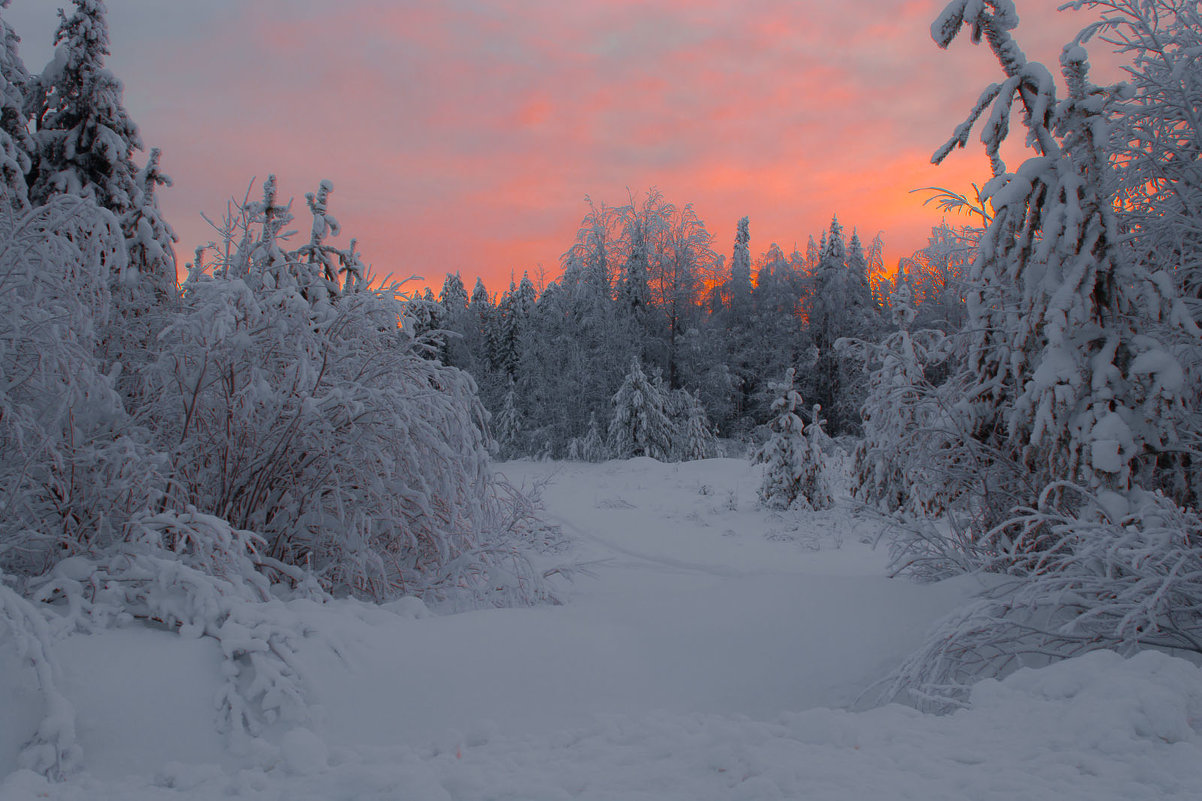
[149,177,550,606]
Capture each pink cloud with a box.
[4,0,1129,291]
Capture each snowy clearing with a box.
[3,458,1201,800]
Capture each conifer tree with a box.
[930,0,1193,518]
[121,147,176,299]
[728,216,752,316]
[0,0,32,209]
[677,390,720,461]
[29,0,140,217]
[753,368,832,511]
[608,357,674,460]
[801,217,880,435]
[437,272,470,367]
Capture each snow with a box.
[3,457,1201,800]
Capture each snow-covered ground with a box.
[2,458,1201,800]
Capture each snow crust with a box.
[2,458,1199,800]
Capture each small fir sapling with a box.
[580,412,607,462]
[677,390,720,461]
[847,277,956,517]
[608,357,674,461]
[753,368,832,511]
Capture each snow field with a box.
[2,457,1200,800]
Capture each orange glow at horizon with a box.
[4,0,1117,299]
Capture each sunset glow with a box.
[8,0,1113,291]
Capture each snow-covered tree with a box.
[800,217,881,435]
[28,0,140,217]
[0,196,157,578]
[0,0,33,209]
[149,178,539,603]
[886,0,1202,707]
[848,278,956,517]
[493,379,523,460]
[102,146,177,403]
[929,0,1194,523]
[608,357,674,461]
[728,216,752,316]
[579,412,607,462]
[120,148,176,299]
[675,389,720,461]
[753,368,832,511]
[745,243,803,421]
[1079,0,1202,303]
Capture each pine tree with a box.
[753,368,832,511]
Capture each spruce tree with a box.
[801,216,880,435]
[0,0,32,209]
[608,357,674,461]
[931,0,1193,520]
[729,216,752,316]
[677,390,719,461]
[121,147,176,300]
[29,0,140,217]
[753,368,832,511]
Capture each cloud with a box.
[4,0,1116,288]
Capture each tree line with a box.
[418,189,975,460]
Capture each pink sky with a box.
[6,1,1118,292]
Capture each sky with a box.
[4,1,1119,293]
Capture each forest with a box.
[0,0,1200,797]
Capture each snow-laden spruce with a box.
[929,0,1195,519]
[883,0,1202,704]
[608,357,674,461]
[845,278,957,518]
[752,368,832,511]
[0,0,31,210]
